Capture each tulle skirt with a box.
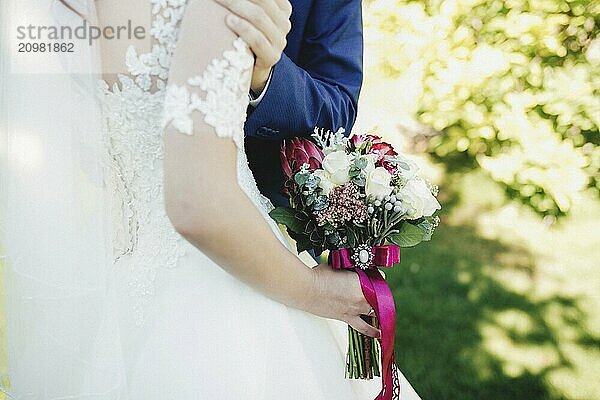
[108,241,422,399]
[4,239,421,399]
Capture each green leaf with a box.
[388,222,426,247]
[346,227,358,248]
[309,228,324,242]
[269,207,305,234]
[417,216,439,241]
[295,236,313,253]
[304,219,316,234]
[322,222,336,231]
[327,231,341,245]
[288,230,312,254]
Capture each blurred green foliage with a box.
[388,178,600,400]
[364,0,599,217]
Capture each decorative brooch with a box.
[351,243,375,270]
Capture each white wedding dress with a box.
[1,1,421,399]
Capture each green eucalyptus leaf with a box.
[354,157,368,169]
[397,161,410,170]
[352,175,366,187]
[349,167,362,177]
[305,175,319,189]
[294,172,309,186]
[313,195,329,211]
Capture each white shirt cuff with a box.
[248,69,273,107]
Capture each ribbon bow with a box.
[329,244,401,400]
[330,244,400,271]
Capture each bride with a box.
[0,0,421,398]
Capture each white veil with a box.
[1,1,126,398]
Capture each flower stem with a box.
[346,328,352,378]
[364,333,373,379]
[362,315,375,379]
[372,337,380,377]
[348,326,359,378]
[353,328,364,378]
[377,211,406,245]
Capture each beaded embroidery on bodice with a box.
[97,0,274,325]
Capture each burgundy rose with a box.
[367,134,383,144]
[350,134,368,149]
[370,141,398,173]
[350,134,383,151]
[280,138,324,179]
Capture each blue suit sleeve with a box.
[244,0,363,139]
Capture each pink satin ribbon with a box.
[329,245,400,400]
[329,245,400,271]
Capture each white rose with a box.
[321,150,351,185]
[313,169,336,196]
[394,155,419,180]
[365,167,393,198]
[397,178,441,219]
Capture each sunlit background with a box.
[353,0,600,399]
[1,0,599,399]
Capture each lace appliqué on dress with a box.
[99,0,189,326]
[162,38,252,149]
[124,0,187,92]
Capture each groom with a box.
[217,0,364,207]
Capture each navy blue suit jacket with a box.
[244,0,364,206]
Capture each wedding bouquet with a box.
[270,128,441,397]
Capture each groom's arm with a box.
[245,0,363,139]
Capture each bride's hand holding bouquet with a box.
[306,262,382,339]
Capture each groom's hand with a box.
[215,0,292,95]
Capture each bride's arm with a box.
[163,0,378,337]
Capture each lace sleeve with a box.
[162,33,253,148]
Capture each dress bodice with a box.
[97,0,277,325]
